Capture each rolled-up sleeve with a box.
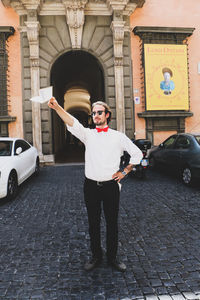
[121,134,143,165]
[66,117,87,144]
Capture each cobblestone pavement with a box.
[0,165,200,300]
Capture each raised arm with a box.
[48,97,74,127]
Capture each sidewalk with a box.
[0,165,200,300]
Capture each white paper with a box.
[39,86,52,102]
[30,86,53,104]
[30,96,43,103]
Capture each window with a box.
[175,136,190,149]
[163,135,177,149]
[0,32,8,117]
[14,140,31,154]
[0,122,8,136]
[0,26,15,136]
[0,141,12,156]
[195,136,200,145]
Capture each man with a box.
[48,98,143,272]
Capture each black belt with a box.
[85,177,116,187]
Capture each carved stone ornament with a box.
[66,7,85,28]
[63,0,88,9]
[107,0,129,12]
[111,20,125,61]
[114,57,123,66]
[25,21,40,60]
[25,21,40,42]
[112,22,125,40]
[30,58,40,68]
[89,0,106,2]
[18,0,40,10]
[63,0,88,49]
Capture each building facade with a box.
[131,0,200,145]
[0,1,23,138]
[1,0,144,163]
[1,0,200,162]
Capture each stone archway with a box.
[50,50,105,162]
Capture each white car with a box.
[0,138,39,200]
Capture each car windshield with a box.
[195,136,200,145]
[0,141,13,156]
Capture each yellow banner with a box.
[144,44,189,110]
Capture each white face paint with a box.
[164,72,171,82]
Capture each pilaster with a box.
[25,20,43,157]
[111,12,126,133]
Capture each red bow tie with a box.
[96,126,109,133]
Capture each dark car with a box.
[148,133,200,185]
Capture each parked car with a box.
[120,138,152,179]
[148,133,200,185]
[0,138,39,200]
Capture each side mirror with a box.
[159,143,164,148]
[16,147,22,155]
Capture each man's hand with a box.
[48,97,59,111]
[48,97,74,126]
[112,164,134,183]
[112,171,126,183]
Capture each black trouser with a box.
[84,178,120,262]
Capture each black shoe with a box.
[108,259,127,272]
[84,257,102,271]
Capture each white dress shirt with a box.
[67,118,143,181]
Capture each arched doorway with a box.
[50,50,105,163]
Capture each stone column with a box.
[111,17,126,133]
[25,21,43,157]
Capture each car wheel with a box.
[7,171,18,200]
[182,167,193,186]
[35,157,40,175]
